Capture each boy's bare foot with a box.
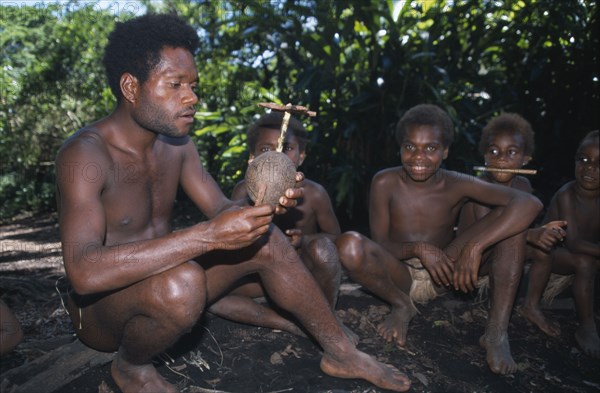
[111,356,178,393]
[521,305,561,337]
[320,349,411,392]
[575,324,600,359]
[479,333,517,375]
[376,305,417,347]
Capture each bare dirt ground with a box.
[1,213,599,393]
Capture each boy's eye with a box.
[403,144,415,151]
[260,147,273,152]
[508,149,518,156]
[426,145,437,152]
[283,146,293,152]
[170,82,181,88]
[488,148,499,155]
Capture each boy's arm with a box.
[310,182,341,240]
[448,177,543,292]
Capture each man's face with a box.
[132,47,198,138]
[400,125,448,182]
[249,127,305,168]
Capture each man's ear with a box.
[442,146,449,160]
[120,73,139,103]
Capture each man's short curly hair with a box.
[247,112,308,153]
[395,104,455,147]
[103,13,200,101]
[479,113,535,156]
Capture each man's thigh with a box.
[67,261,203,351]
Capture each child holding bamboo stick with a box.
[522,130,599,358]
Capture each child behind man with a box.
[336,104,542,374]
[209,112,345,337]
[522,130,599,358]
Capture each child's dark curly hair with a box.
[479,113,535,156]
[247,112,308,153]
[579,130,599,148]
[395,104,455,147]
[103,13,200,101]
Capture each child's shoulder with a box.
[301,178,332,199]
[373,166,403,180]
[554,180,577,196]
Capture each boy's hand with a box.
[418,243,454,287]
[452,243,483,293]
[275,172,305,215]
[528,220,567,252]
[285,229,303,248]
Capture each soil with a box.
[1,213,599,393]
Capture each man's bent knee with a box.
[157,262,206,330]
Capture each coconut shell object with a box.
[245,151,297,205]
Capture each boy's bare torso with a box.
[375,167,469,249]
[551,181,599,243]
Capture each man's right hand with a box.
[203,204,275,250]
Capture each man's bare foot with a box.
[376,305,417,347]
[575,324,600,358]
[479,332,517,375]
[521,305,561,337]
[111,356,178,393]
[320,349,411,392]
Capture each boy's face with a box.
[483,130,531,184]
[249,127,305,168]
[400,125,448,182]
[574,139,599,191]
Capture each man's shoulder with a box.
[57,127,108,160]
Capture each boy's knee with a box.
[573,254,597,275]
[159,262,206,328]
[304,237,340,270]
[336,231,367,272]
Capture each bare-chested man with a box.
[336,104,542,375]
[55,14,410,393]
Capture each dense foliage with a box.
[1,0,598,229]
